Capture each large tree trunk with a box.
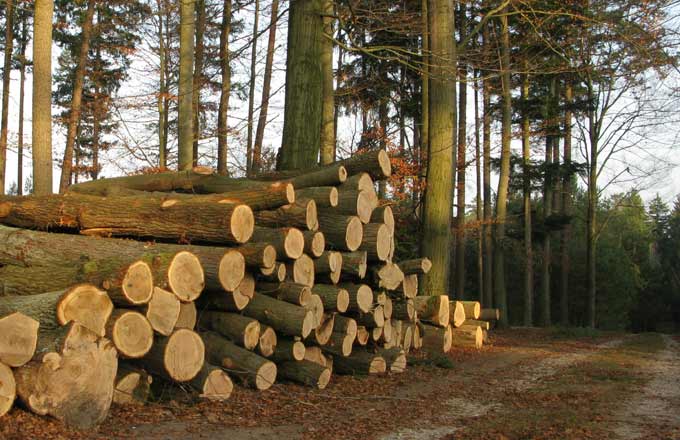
[246,0,260,174]
[540,78,556,327]
[586,84,598,328]
[481,25,492,308]
[16,15,27,194]
[278,0,324,171]
[474,71,483,303]
[493,10,511,326]
[32,0,54,195]
[454,2,467,300]
[192,0,206,166]
[319,0,335,165]
[157,0,169,168]
[521,70,533,326]
[419,0,429,210]
[253,0,279,173]
[421,0,456,296]
[0,0,14,195]
[560,82,573,326]
[178,0,196,170]
[58,0,96,194]
[217,0,232,175]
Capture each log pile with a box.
[0,149,499,429]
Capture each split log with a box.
[316,213,363,251]
[420,324,452,353]
[257,282,312,306]
[255,198,318,231]
[144,287,181,336]
[0,312,39,367]
[255,164,347,187]
[398,258,433,275]
[463,319,490,330]
[330,189,378,224]
[356,326,370,345]
[242,294,315,338]
[460,301,481,320]
[479,308,500,321]
[0,193,254,244]
[304,294,325,329]
[201,331,277,390]
[196,248,245,293]
[334,149,391,179]
[259,262,287,282]
[190,363,234,400]
[175,301,198,330]
[370,262,404,290]
[339,283,373,313]
[15,323,118,429]
[340,172,375,194]
[314,313,335,345]
[113,367,152,405]
[450,301,466,328]
[303,230,325,257]
[314,251,342,284]
[392,299,416,322]
[250,226,304,260]
[140,329,205,382]
[257,326,277,357]
[198,311,261,350]
[312,284,350,313]
[106,310,154,358]
[0,285,113,337]
[414,295,450,327]
[296,186,338,208]
[451,326,483,349]
[271,339,305,363]
[339,251,367,279]
[371,204,394,234]
[278,360,331,389]
[358,223,391,262]
[0,362,15,417]
[234,242,277,269]
[400,274,418,299]
[333,351,386,375]
[285,254,315,287]
[377,347,407,373]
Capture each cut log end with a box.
[262,245,277,269]
[346,217,364,251]
[56,284,114,337]
[356,285,373,313]
[374,224,391,261]
[337,288,350,313]
[310,231,325,257]
[109,310,154,359]
[147,287,181,336]
[200,367,234,400]
[258,326,277,357]
[284,228,305,260]
[0,312,39,367]
[168,251,205,302]
[218,251,246,292]
[162,329,205,382]
[285,183,296,204]
[175,301,198,330]
[255,362,278,391]
[377,149,392,177]
[119,261,154,305]
[292,341,306,361]
[451,301,466,327]
[329,187,339,207]
[0,362,15,417]
[113,370,152,405]
[231,204,255,243]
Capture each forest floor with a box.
[1,328,679,440]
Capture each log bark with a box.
[139,329,204,382]
[234,242,277,269]
[312,284,350,313]
[271,339,305,362]
[190,363,233,400]
[201,290,250,313]
[144,287,181,336]
[113,367,152,405]
[339,283,373,313]
[257,282,312,306]
[314,251,342,284]
[371,263,404,291]
[250,226,304,260]
[340,172,375,194]
[285,254,315,287]
[199,311,261,350]
[0,312,39,367]
[463,319,490,330]
[316,213,363,251]
[371,204,394,234]
[175,301,198,330]
[420,323,452,353]
[0,285,113,337]
[355,307,384,328]
[333,351,386,375]
[451,325,483,349]
[242,293,315,338]
[377,347,406,373]
[313,313,335,345]
[256,164,347,188]
[479,308,499,321]
[303,230,325,257]
[333,315,358,337]
[278,360,331,389]
[296,186,338,208]
[105,309,154,359]
[339,251,367,279]
[0,193,254,245]
[304,346,331,368]
[191,247,245,293]
[329,189,378,224]
[14,323,118,429]
[304,294,325,329]
[0,361,15,417]
[259,262,287,282]
[398,258,433,275]
[201,331,277,390]
[414,296,450,327]
[333,149,391,180]
[321,331,354,357]
[358,223,391,262]
[257,326,277,357]
[255,198,318,231]
[460,301,481,320]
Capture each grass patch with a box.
[550,326,604,339]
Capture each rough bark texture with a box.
[217,0,232,175]
[242,293,315,338]
[251,226,304,260]
[199,311,261,350]
[178,0,196,170]
[316,213,363,251]
[139,328,204,382]
[279,360,331,389]
[296,186,338,208]
[334,149,391,180]
[255,199,318,231]
[190,363,233,400]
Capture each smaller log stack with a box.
[0,149,500,429]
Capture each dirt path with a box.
[611,335,680,440]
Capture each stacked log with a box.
[0,150,498,429]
